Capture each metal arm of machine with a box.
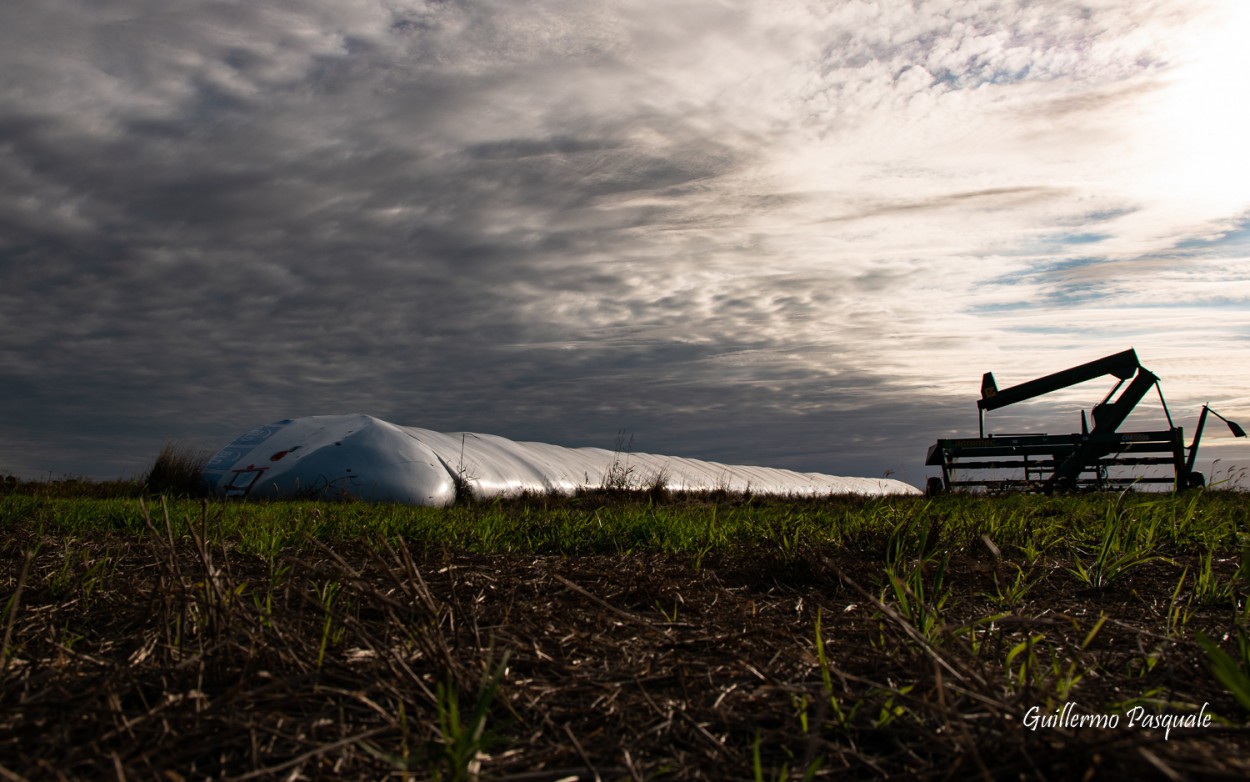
[1185,405,1249,475]
[979,348,1141,412]
[1046,367,1161,491]
[1088,368,1159,433]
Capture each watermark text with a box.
[1022,702,1212,740]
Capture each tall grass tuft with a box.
[146,440,212,497]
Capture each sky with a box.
[3,0,1250,490]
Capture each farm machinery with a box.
[925,348,1246,495]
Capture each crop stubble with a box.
[2,496,1250,780]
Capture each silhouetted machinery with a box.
[925,348,1246,495]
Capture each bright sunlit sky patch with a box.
[2,0,1249,488]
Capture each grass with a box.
[6,487,1248,559]
[2,484,1250,779]
[1067,494,1166,589]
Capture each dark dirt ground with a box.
[3,524,1249,781]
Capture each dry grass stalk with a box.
[146,440,213,497]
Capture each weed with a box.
[45,547,116,604]
[765,511,808,562]
[1069,497,1164,588]
[1,550,33,672]
[315,579,344,670]
[1006,633,1045,691]
[146,440,212,497]
[880,511,951,643]
[646,466,671,503]
[1168,569,1194,638]
[1209,460,1249,492]
[988,563,1040,611]
[1016,535,1054,568]
[252,560,291,631]
[655,597,680,623]
[601,430,637,492]
[1196,629,1250,713]
[433,650,510,782]
[872,684,914,728]
[881,557,950,643]
[875,504,950,639]
[449,434,479,506]
[813,608,859,727]
[1190,549,1236,606]
[750,730,822,782]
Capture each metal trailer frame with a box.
[925,349,1246,495]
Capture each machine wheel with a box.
[1185,472,1206,490]
[925,477,945,497]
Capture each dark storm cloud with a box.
[0,0,882,482]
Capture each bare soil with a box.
[2,523,1249,780]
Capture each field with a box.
[3,481,1250,780]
